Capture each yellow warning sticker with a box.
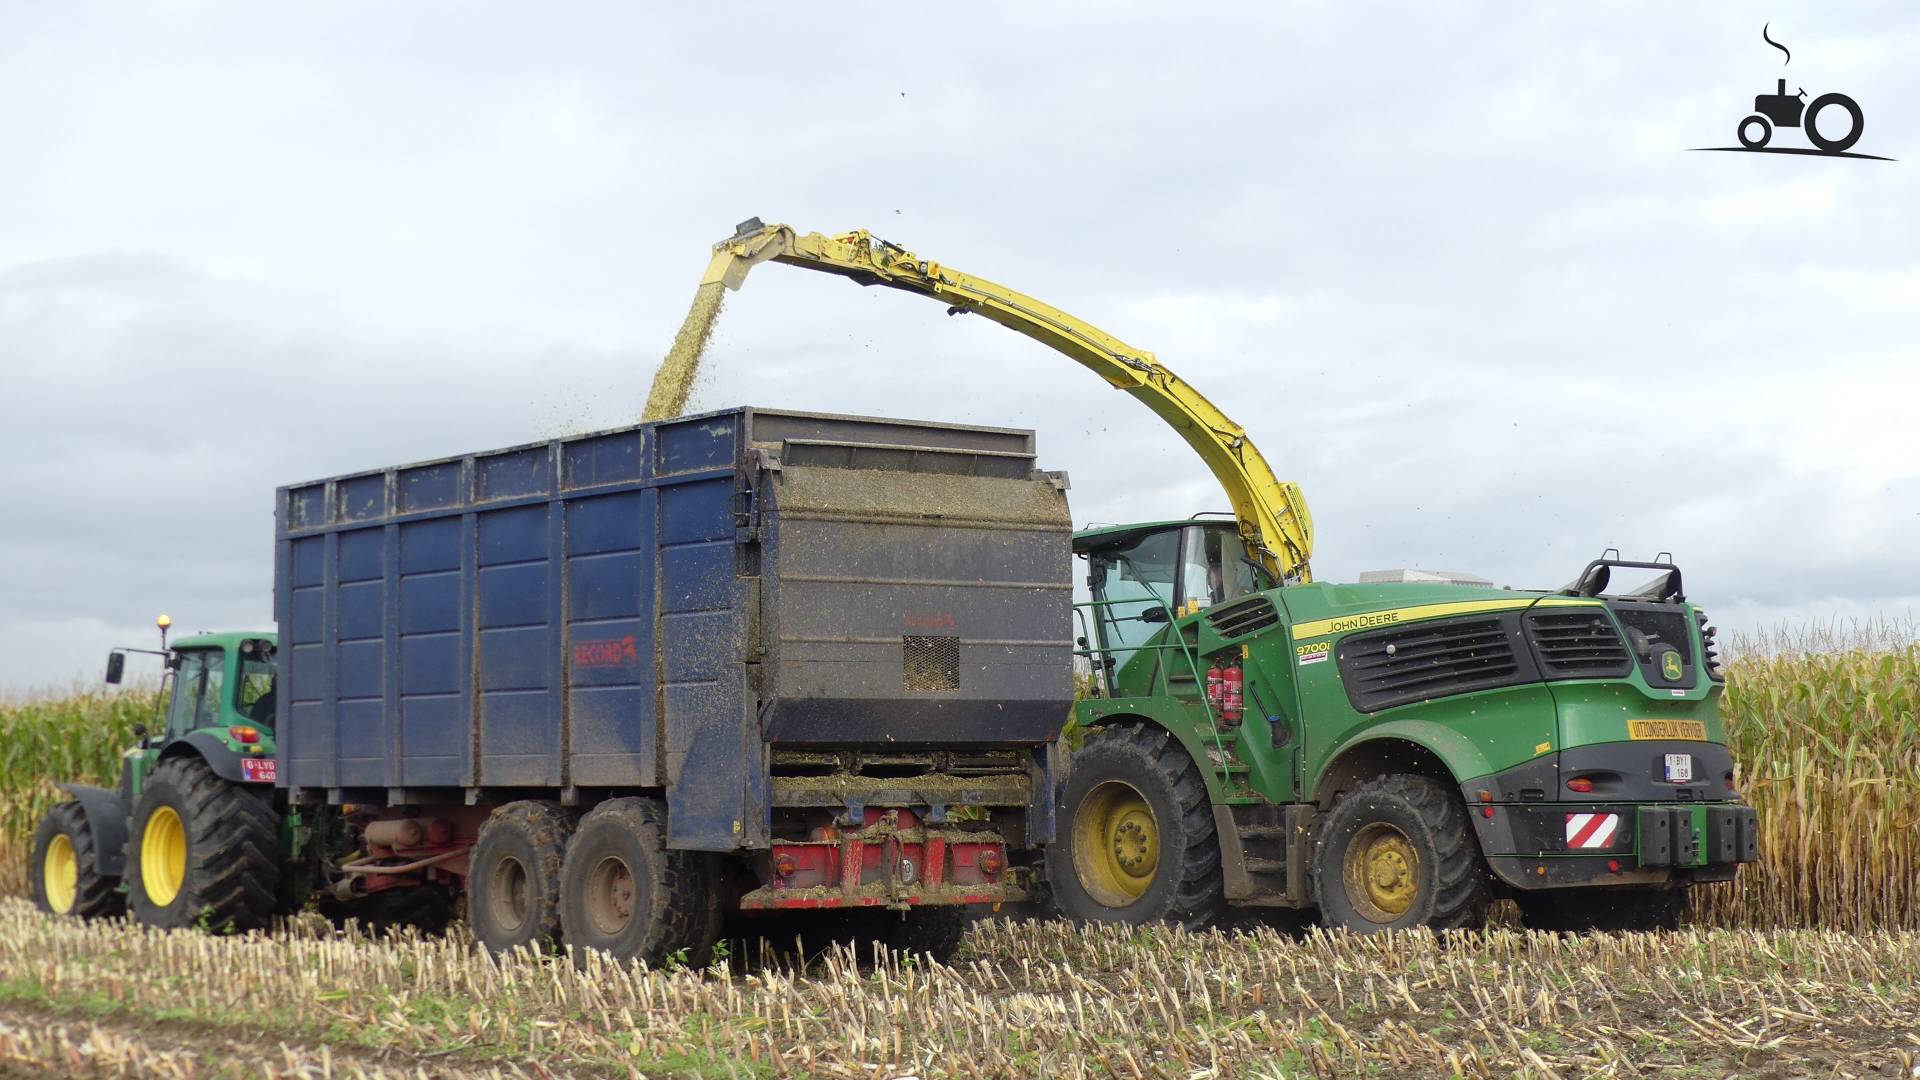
[1628,719,1708,741]
[1534,741,1553,755]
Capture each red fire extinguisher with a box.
[1221,665,1244,725]
[1206,663,1225,710]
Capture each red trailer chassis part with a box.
[739,808,1025,910]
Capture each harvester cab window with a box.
[1180,526,1257,611]
[165,649,225,736]
[1087,528,1179,675]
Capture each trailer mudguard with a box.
[56,783,129,878]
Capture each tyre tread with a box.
[128,756,282,931]
[32,802,125,920]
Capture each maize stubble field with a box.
[0,628,1915,1078]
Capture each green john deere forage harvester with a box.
[1055,535,1758,933]
[679,220,1759,935]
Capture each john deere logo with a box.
[1661,650,1685,682]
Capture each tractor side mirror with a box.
[1138,606,1170,624]
[105,651,126,685]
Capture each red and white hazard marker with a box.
[1564,812,1620,849]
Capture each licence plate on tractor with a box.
[1663,754,1693,783]
[240,757,277,783]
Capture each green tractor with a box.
[31,618,300,930]
[1052,527,1759,933]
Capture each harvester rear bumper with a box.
[1472,800,1759,891]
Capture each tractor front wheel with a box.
[30,801,124,920]
[1312,774,1488,933]
[1045,725,1226,929]
[127,756,282,931]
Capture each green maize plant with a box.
[0,689,156,896]
[1693,625,1920,930]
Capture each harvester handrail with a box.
[699,220,1315,584]
[1072,594,1234,784]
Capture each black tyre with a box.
[1804,93,1863,153]
[320,883,459,937]
[1515,886,1687,932]
[557,797,716,968]
[127,756,282,931]
[1312,774,1487,933]
[1737,114,1772,149]
[468,801,571,956]
[30,801,124,920]
[1045,725,1225,929]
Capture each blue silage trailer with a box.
[275,407,1074,962]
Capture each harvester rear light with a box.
[229,725,260,744]
[1566,776,1595,794]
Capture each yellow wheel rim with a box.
[1342,822,1421,923]
[44,834,78,914]
[1071,780,1160,908]
[141,805,188,908]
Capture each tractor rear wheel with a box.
[127,756,282,931]
[557,797,717,969]
[1515,886,1687,932]
[1045,725,1226,929]
[1312,774,1488,933]
[30,801,124,920]
[468,800,572,956]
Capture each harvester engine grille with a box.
[1205,595,1280,639]
[903,634,960,692]
[1336,616,1522,713]
[1526,610,1632,678]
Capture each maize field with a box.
[0,687,154,897]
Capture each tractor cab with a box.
[106,623,280,790]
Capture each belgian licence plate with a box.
[1663,753,1693,783]
[240,757,277,783]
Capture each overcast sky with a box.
[2,3,1915,691]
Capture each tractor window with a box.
[236,641,276,725]
[165,650,226,736]
[1088,528,1179,674]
